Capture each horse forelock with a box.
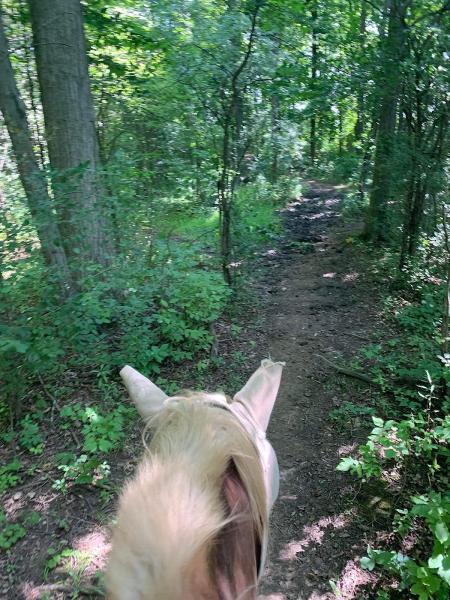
[106,395,267,600]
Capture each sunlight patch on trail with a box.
[342,272,359,282]
[284,200,304,212]
[279,514,349,561]
[21,528,109,600]
[73,529,110,575]
[280,494,298,501]
[303,211,334,221]
[3,493,25,518]
[330,558,376,598]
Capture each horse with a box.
[106,359,284,599]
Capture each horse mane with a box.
[106,394,267,599]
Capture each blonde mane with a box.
[106,394,267,600]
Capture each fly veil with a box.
[106,359,284,599]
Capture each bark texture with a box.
[353,0,367,141]
[28,0,110,266]
[309,2,319,165]
[270,94,280,183]
[0,9,71,291]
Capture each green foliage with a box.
[337,409,450,481]
[60,403,129,454]
[340,190,369,220]
[234,176,301,248]
[44,547,79,578]
[0,512,26,551]
[348,246,448,414]
[339,393,450,598]
[361,492,450,599]
[0,245,231,403]
[336,233,449,598]
[0,459,21,494]
[49,401,133,493]
[0,509,38,551]
[1,0,448,592]
[18,415,44,455]
[329,400,376,428]
[43,543,100,593]
[53,454,111,494]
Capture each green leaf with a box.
[428,554,443,569]
[360,556,375,571]
[410,582,427,599]
[336,457,359,472]
[438,556,450,585]
[0,337,29,353]
[433,522,449,544]
[98,439,112,452]
[384,449,397,459]
[84,438,97,452]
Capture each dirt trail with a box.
[256,181,378,600]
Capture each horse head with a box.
[106,360,284,599]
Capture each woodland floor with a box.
[1,181,389,599]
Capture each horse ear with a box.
[233,359,284,432]
[120,365,168,420]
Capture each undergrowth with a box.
[0,175,299,425]
[336,235,450,600]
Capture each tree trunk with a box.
[400,110,448,266]
[270,94,280,183]
[363,0,406,243]
[310,2,319,165]
[28,0,111,269]
[0,9,71,293]
[338,106,344,156]
[354,0,367,141]
[18,7,47,170]
[358,120,377,202]
[217,1,261,285]
[398,158,416,269]
[0,140,9,287]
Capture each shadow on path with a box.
[257,181,379,600]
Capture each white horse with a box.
[106,359,284,599]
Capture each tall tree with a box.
[354,0,367,142]
[27,0,111,269]
[0,7,71,292]
[309,0,319,165]
[218,0,262,284]
[399,10,449,266]
[363,0,407,242]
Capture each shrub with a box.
[0,244,231,410]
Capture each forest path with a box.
[256,181,377,600]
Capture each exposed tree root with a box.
[314,354,379,386]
